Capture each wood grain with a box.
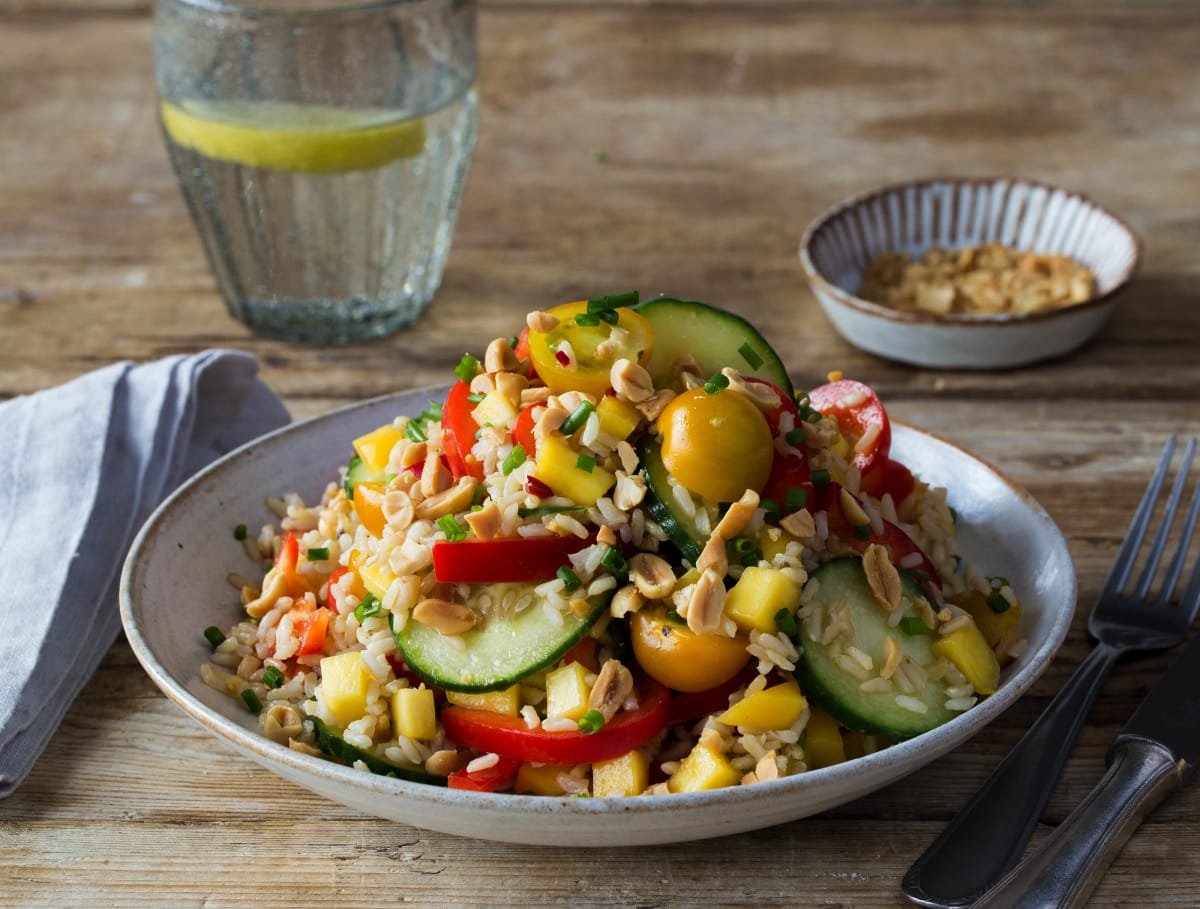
[2,0,1199,905]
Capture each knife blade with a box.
[971,630,1200,909]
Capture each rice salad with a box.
[201,293,1025,796]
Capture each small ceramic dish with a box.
[120,387,1076,846]
[799,177,1141,369]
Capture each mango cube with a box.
[353,424,405,474]
[725,566,803,634]
[471,391,519,430]
[804,705,846,770]
[668,742,740,793]
[391,686,437,740]
[534,435,615,506]
[717,679,807,731]
[515,763,572,796]
[595,395,642,442]
[357,560,395,601]
[953,590,1023,652]
[445,685,521,717]
[932,619,1001,695]
[593,749,650,797]
[319,651,373,728]
[546,660,591,721]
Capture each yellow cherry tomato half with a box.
[630,606,751,693]
[656,386,773,503]
[527,301,654,397]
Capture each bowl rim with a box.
[797,175,1143,328]
[118,388,1077,841]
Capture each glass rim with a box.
[161,0,467,18]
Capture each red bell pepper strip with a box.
[808,379,891,479]
[292,606,331,656]
[815,482,941,591]
[325,566,348,613]
[512,327,538,380]
[745,378,814,513]
[447,755,522,792]
[441,676,671,765]
[432,535,594,584]
[440,381,485,482]
[511,404,538,458]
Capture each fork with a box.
[902,435,1200,908]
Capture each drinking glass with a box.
[154,0,478,343]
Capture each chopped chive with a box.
[508,335,519,348]
[987,593,1012,614]
[729,536,762,567]
[306,546,330,561]
[467,391,486,405]
[774,608,799,638]
[784,427,807,446]
[438,515,467,542]
[203,626,226,649]
[405,420,427,443]
[559,401,595,435]
[517,504,586,518]
[703,373,730,395]
[600,545,628,577]
[597,308,619,325]
[344,454,362,499]
[502,444,527,475]
[262,666,285,690]
[574,312,601,327]
[576,453,596,473]
[557,565,582,592]
[811,468,831,487]
[760,497,782,524]
[738,341,764,370]
[784,487,808,512]
[987,575,1011,589]
[578,709,606,734]
[586,291,639,313]
[731,537,757,554]
[454,353,480,383]
[354,593,382,622]
[899,616,928,636]
[664,608,687,625]
[804,408,824,424]
[421,400,443,422]
[233,523,248,541]
[240,689,263,714]
[472,484,487,507]
[853,524,871,541]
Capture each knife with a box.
[971,631,1200,909]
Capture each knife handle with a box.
[971,738,1183,909]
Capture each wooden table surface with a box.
[3,0,1199,905]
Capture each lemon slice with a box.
[159,99,426,173]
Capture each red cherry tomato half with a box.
[808,379,891,479]
[440,676,670,765]
[744,378,814,513]
[859,458,917,505]
[440,381,485,482]
[448,756,522,792]
[814,481,942,591]
[431,535,595,584]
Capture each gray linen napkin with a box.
[0,350,289,798]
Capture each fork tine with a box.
[1103,435,1177,599]
[1152,438,1200,609]
[1132,437,1196,599]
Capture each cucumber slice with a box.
[343,453,386,500]
[634,296,794,398]
[309,715,446,785]
[796,558,957,739]
[638,436,704,563]
[392,583,610,692]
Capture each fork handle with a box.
[902,641,1122,908]
[970,738,1182,909]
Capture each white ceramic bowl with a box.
[120,388,1076,846]
[799,177,1141,369]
